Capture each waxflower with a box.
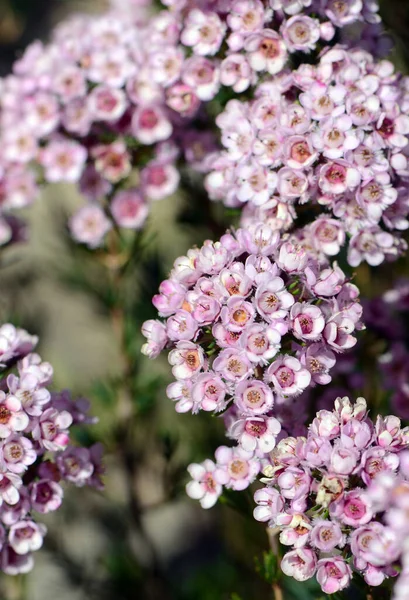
[205,47,409,266]
[250,397,409,595]
[0,324,101,574]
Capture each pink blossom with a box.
[92,141,131,183]
[181,10,226,56]
[310,519,345,551]
[166,379,194,413]
[182,57,220,101]
[29,480,63,514]
[186,460,222,508]
[39,140,87,183]
[69,204,112,248]
[290,303,325,341]
[31,408,72,452]
[316,557,352,594]
[0,436,36,474]
[230,415,281,452]
[267,355,311,397]
[0,393,29,438]
[330,489,373,527]
[141,320,167,359]
[244,30,287,75]
[191,373,227,412]
[253,487,284,522]
[214,445,260,491]
[141,162,180,200]
[111,189,148,229]
[9,521,46,555]
[168,341,205,379]
[281,548,317,581]
[281,16,321,52]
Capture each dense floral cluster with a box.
[0,4,217,248]
[0,0,387,250]
[253,397,408,594]
[0,324,102,574]
[142,223,363,505]
[206,46,409,266]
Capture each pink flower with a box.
[31,408,72,452]
[88,85,126,122]
[141,162,180,201]
[266,355,311,397]
[281,548,317,581]
[9,521,46,555]
[141,320,167,359]
[214,445,260,491]
[0,393,29,438]
[168,341,205,379]
[92,141,131,183]
[240,324,281,363]
[69,204,112,248]
[255,277,294,321]
[213,348,253,382]
[166,310,198,342]
[244,30,287,75]
[186,460,222,508]
[310,519,345,551]
[253,487,284,522]
[330,489,373,527]
[57,447,94,486]
[191,373,227,412]
[299,343,336,385]
[281,15,320,52]
[316,557,352,594]
[348,228,395,267]
[131,106,172,145]
[290,303,325,341]
[29,480,63,514]
[39,140,87,183]
[318,160,361,195]
[166,380,194,414]
[181,10,225,56]
[182,57,220,101]
[220,54,253,93]
[230,415,281,452]
[111,189,148,230]
[235,380,274,415]
[309,218,346,256]
[221,297,256,332]
[330,444,360,475]
[0,436,36,474]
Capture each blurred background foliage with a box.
[1,1,409,599]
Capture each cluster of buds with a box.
[0,324,102,574]
[206,46,409,267]
[142,223,363,505]
[254,397,408,594]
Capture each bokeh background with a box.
[1,1,409,599]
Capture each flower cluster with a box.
[0,0,387,250]
[142,223,363,505]
[366,456,409,600]
[0,324,102,574]
[206,47,409,267]
[254,396,408,594]
[0,4,219,249]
